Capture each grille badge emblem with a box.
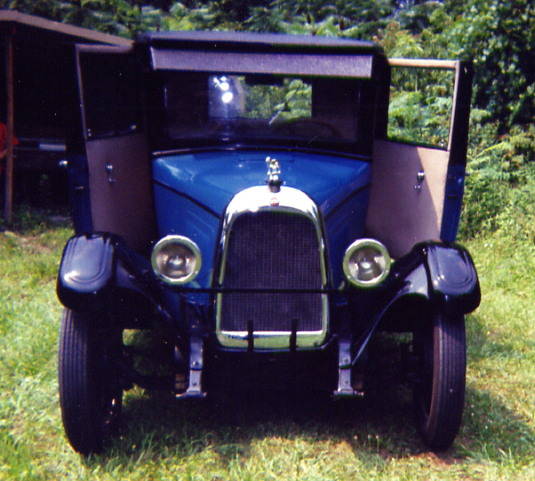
[266,156,282,193]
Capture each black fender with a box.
[348,241,480,364]
[57,233,116,311]
[57,233,167,325]
[390,241,481,317]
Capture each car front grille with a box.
[219,211,324,332]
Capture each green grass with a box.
[0,206,533,481]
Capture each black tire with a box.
[58,308,123,455]
[413,312,466,450]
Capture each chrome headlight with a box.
[343,238,391,288]
[151,235,202,285]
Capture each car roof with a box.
[138,30,380,54]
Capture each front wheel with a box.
[413,312,466,450]
[58,309,123,455]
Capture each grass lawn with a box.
[0,207,533,481]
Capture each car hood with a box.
[152,149,371,216]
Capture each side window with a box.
[387,62,455,149]
[79,52,143,139]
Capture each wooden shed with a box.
[0,9,132,223]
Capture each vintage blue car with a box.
[56,31,480,454]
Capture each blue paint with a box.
[153,150,371,217]
[153,184,221,288]
[67,154,92,234]
[153,149,372,288]
[440,163,466,242]
[324,188,370,287]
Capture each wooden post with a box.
[3,31,14,224]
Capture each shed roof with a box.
[0,9,132,46]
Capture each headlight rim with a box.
[343,238,391,288]
[151,235,202,285]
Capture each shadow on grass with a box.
[0,204,71,235]
[84,336,534,470]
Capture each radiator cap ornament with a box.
[266,156,282,193]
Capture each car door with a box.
[72,44,155,252]
[366,59,472,258]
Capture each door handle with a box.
[105,162,116,184]
[414,170,425,191]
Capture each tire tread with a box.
[58,309,101,454]
[416,313,466,450]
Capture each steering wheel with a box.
[272,118,343,138]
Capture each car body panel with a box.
[153,149,371,288]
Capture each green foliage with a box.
[245,0,394,37]
[162,2,214,31]
[1,0,167,36]
[448,0,534,129]
[459,122,535,239]
[376,20,425,57]
[387,67,453,147]
[381,0,535,130]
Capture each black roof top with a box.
[138,30,380,54]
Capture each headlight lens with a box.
[151,235,202,285]
[343,238,391,288]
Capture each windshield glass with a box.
[158,73,373,153]
[209,76,311,123]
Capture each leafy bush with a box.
[493,166,535,243]
[459,121,534,239]
[387,67,453,148]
